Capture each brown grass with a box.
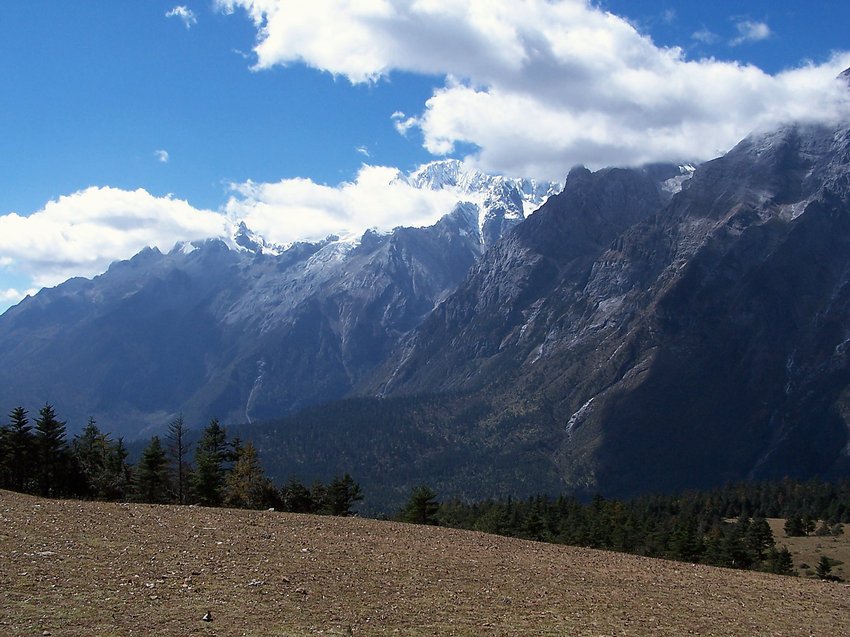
[767,518,850,580]
[2,490,849,636]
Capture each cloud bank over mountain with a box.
[219,0,850,178]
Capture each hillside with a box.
[2,491,849,636]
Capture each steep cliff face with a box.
[377,122,850,496]
[376,165,668,396]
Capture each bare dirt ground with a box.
[2,490,849,637]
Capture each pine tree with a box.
[191,419,228,506]
[323,474,363,516]
[33,404,69,497]
[745,516,775,562]
[401,485,440,525]
[224,441,272,509]
[765,546,796,576]
[71,418,113,499]
[784,516,806,537]
[0,407,35,491]
[104,437,132,501]
[133,436,172,504]
[166,414,191,505]
[281,478,314,513]
[816,556,834,580]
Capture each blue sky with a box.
[2,1,850,312]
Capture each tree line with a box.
[397,480,850,577]
[0,405,362,515]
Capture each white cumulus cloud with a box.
[223,164,471,246]
[166,5,198,29]
[218,0,850,179]
[0,188,230,288]
[154,149,170,163]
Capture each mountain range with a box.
[0,161,560,435]
[3,113,850,503]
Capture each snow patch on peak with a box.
[407,160,562,246]
[174,241,198,255]
[232,221,287,255]
[661,164,697,195]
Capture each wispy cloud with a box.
[692,28,720,45]
[166,5,198,29]
[730,20,772,46]
[391,111,417,137]
[219,0,850,179]
[154,149,170,163]
[355,146,370,158]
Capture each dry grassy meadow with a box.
[2,490,850,636]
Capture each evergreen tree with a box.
[103,437,131,501]
[816,556,834,580]
[224,441,273,509]
[669,517,705,563]
[0,407,34,491]
[191,419,228,506]
[784,516,806,537]
[323,474,363,516]
[133,436,171,504]
[765,546,796,576]
[166,414,191,505]
[401,485,440,525]
[71,418,113,499]
[310,480,328,513]
[745,516,775,562]
[280,478,314,513]
[33,404,70,497]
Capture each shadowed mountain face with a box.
[373,122,850,497]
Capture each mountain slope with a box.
[376,121,850,496]
[0,163,558,436]
[5,490,850,637]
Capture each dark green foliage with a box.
[816,556,833,580]
[784,516,806,537]
[104,437,132,501]
[33,404,71,497]
[401,485,440,525]
[427,485,836,575]
[321,474,363,516]
[191,419,229,506]
[745,517,775,562]
[0,407,34,492]
[280,478,314,513]
[133,436,171,504]
[765,546,796,576]
[71,418,130,500]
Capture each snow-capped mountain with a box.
[407,159,562,246]
[0,162,563,436]
[11,113,850,503]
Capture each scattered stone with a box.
[202,611,212,622]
